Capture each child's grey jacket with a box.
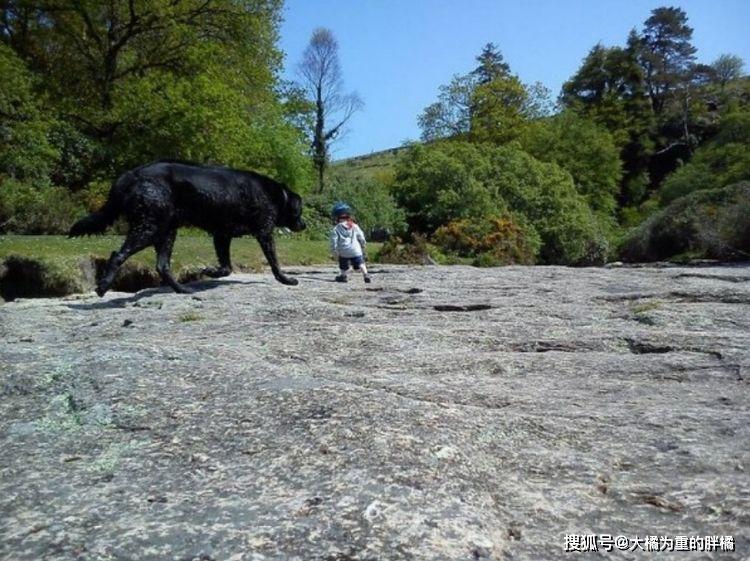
[330,222,366,257]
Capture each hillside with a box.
[332,146,408,182]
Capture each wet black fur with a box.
[69,160,306,296]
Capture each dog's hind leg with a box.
[155,229,193,294]
[256,233,298,286]
[96,225,155,296]
[202,234,233,278]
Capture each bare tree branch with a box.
[296,27,362,191]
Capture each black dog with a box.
[69,160,306,296]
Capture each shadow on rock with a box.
[65,279,259,310]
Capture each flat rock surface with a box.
[1,264,749,561]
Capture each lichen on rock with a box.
[1,265,748,560]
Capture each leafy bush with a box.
[0,44,58,182]
[393,141,607,264]
[392,142,498,232]
[112,67,315,192]
[619,197,661,229]
[374,235,444,265]
[77,180,112,214]
[1,3,313,235]
[659,111,750,204]
[520,110,622,216]
[620,181,750,262]
[433,214,540,265]
[0,179,83,234]
[302,173,407,240]
[47,121,104,190]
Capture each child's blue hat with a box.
[331,202,352,218]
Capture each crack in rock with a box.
[433,304,493,312]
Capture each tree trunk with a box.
[682,85,692,155]
[314,86,326,192]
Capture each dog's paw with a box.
[202,266,231,279]
[279,276,299,286]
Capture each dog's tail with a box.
[68,205,118,237]
[69,173,131,237]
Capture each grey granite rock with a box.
[1,265,748,560]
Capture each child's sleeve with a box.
[356,225,366,246]
[329,228,338,255]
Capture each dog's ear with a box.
[268,181,290,213]
[288,191,303,215]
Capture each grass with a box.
[0,234,383,298]
[630,300,661,325]
[630,301,662,314]
[178,312,204,322]
[0,234,341,272]
[332,147,404,183]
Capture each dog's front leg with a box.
[256,233,298,286]
[203,234,233,278]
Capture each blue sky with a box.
[279,0,750,160]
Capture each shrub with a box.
[392,142,498,233]
[112,71,314,193]
[0,179,83,234]
[374,235,443,265]
[393,141,607,264]
[0,44,58,183]
[77,180,111,213]
[47,122,103,190]
[620,181,750,262]
[433,214,540,265]
[659,111,750,205]
[302,174,407,241]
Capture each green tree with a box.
[1,0,309,192]
[561,41,654,205]
[659,111,750,204]
[471,42,511,84]
[636,6,697,114]
[711,54,745,87]
[562,41,643,137]
[110,48,312,189]
[418,74,476,141]
[419,44,545,144]
[469,75,528,144]
[393,142,497,231]
[3,1,281,122]
[0,43,57,182]
[0,44,73,234]
[521,110,622,216]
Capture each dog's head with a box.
[278,187,306,232]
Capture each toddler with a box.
[329,202,371,284]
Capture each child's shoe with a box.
[335,274,348,283]
[364,275,372,284]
